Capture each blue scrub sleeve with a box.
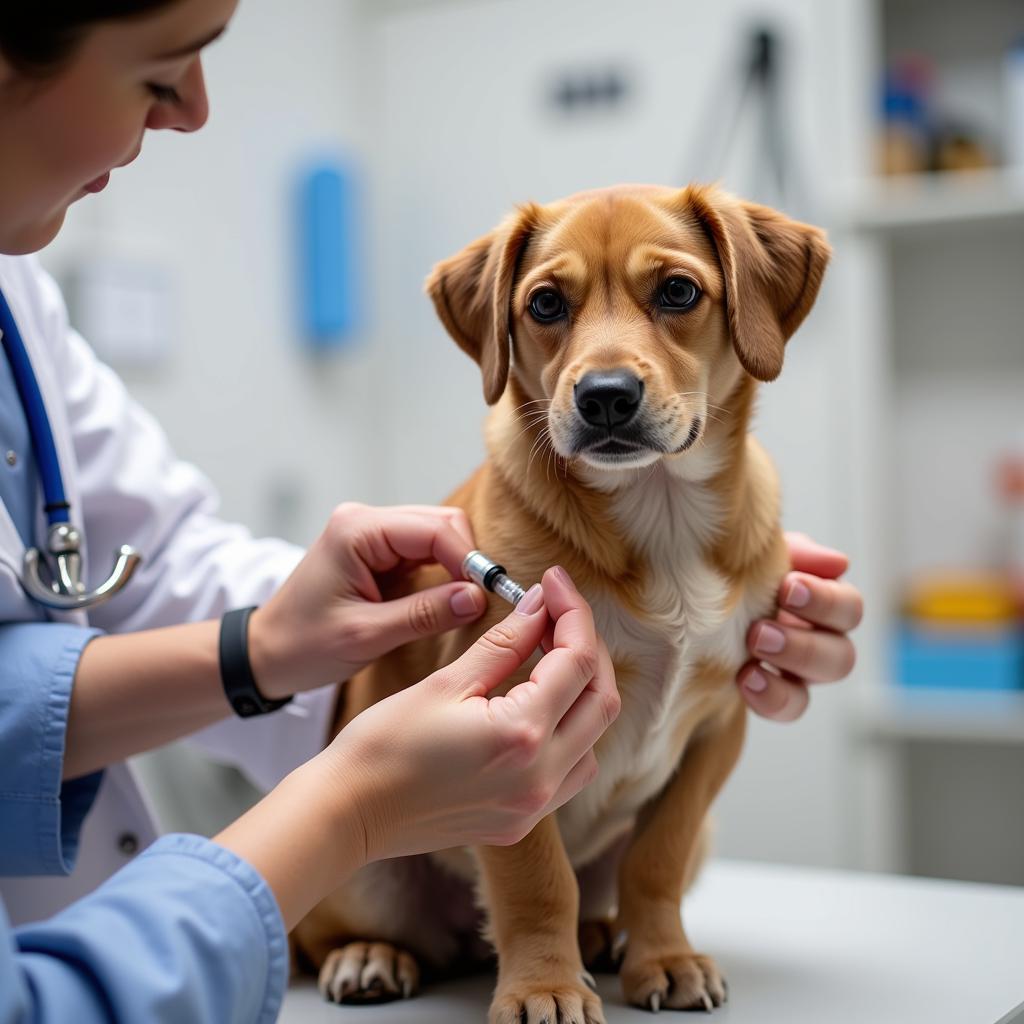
[4,833,289,1024]
[0,622,104,876]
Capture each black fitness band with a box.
[219,606,292,718]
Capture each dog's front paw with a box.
[317,941,420,1004]
[620,949,726,1012]
[490,969,606,1024]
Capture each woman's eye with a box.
[148,83,181,104]
[659,277,701,310]
[528,289,567,323]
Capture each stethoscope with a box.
[0,286,140,610]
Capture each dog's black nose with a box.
[574,371,643,428]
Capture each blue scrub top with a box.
[0,621,290,1022]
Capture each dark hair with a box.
[0,1,182,76]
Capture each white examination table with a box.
[281,859,1024,1024]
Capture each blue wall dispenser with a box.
[297,159,361,348]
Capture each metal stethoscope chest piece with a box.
[21,522,140,611]
[1,287,141,611]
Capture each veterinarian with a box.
[0,2,864,1021]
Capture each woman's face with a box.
[0,0,239,255]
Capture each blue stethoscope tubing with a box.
[0,287,71,526]
[0,284,140,609]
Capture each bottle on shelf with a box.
[996,444,1024,614]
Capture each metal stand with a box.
[688,26,799,207]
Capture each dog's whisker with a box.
[546,437,558,482]
[549,441,565,481]
[515,409,551,424]
[509,420,549,447]
[509,406,551,433]
[508,413,552,449]
[510,415,548,436]
[527,428,553,476]
[527,438,546,473]
[514,409,552,426]
[666,389,729,407]
[540,436,566,484]
[666,392,732,416]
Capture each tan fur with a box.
[293,183,830,1019]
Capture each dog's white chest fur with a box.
[557,458,754,867]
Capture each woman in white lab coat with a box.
[0,1,863,1020]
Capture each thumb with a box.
[785,532,849,579]
[432,583,548,698]
[370,580,488,651]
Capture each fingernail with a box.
[784,579,811,609]
[754,623,785,655]
[744,669,768,693]
[551,565,576,590]
[516,583,544,615]
[450,585,483,617]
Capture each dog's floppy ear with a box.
[687,187,831,382]
[425,205,538,404]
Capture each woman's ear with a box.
[686,186,831,382]
[425,204,538,404]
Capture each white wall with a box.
[41,0,377,547]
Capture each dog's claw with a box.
[648,992,661,1013]
[581,970,598,992]
[611,930,628,960]
[700,991,714,1012]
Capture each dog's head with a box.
[426,184,830,474]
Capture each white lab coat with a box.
[0,254,338,924]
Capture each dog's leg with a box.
[616,695,746,1012]
[575,830,632,973]
[577,819,709,975]
[478,815,605,1024]
[293,856,476,1004]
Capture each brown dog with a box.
[293,183,830,1022]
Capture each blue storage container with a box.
[895,625,1024,691]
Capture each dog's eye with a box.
[659,277,701,310]
[529,289,567,323]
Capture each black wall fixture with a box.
[549,66,632,115]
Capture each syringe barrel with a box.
[461,550,528,607]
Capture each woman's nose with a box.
[146,59,210,133]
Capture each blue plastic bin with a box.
[895,625,1024,691]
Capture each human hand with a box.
[249,503,488,699]
[737,532,863,722]
[322,567,620,861]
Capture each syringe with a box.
[461,550,529,607]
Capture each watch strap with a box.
[219,606,292,718]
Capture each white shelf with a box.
[833,169,1024,234]
[856,687,1024,745]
